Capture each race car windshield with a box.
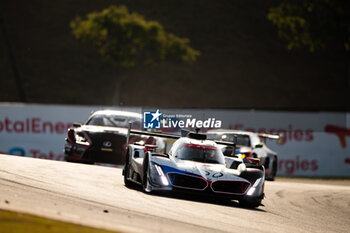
[173,143,225,164]
[207,134,251,147]
[87,114,141,129]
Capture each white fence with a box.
[0,103,349,177]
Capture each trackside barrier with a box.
[0,103,349,177]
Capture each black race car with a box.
[64,110,162,165]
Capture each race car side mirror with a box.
[181,129,190,137]
[222,147,234,156]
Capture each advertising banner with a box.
[143,108,350,177]
[0,103,349,177]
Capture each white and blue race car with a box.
[123,129,265,208]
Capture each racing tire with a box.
[266,156,277,181]
[142,154,152,193]
[66,159,94,165]
[239,198,261,208]
[123,163,134,187]
[123,149,134,187]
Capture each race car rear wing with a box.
[257,133,280,140]
[129,129,181,140]
[126,124,236,148]
[257,132,282,144]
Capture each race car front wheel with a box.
[239,198,261,208]
[142,155,152,193]
[124,163,134,187]
[123,150,134,187]
[265,155,277,181]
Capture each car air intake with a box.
[211,181,250,194]
[167,173,207,190]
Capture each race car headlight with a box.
[154,164,169,186]
[75,133,90,146]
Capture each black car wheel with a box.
[239,198,261,208]
[124,163,134,187]
[142,155,152,193]
[266,156,277,181]
[123,150,134,187]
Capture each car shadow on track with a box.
[124,184,266,212]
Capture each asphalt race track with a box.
[0,154,349,233]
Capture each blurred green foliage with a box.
[70,5,200,67]
[267,0,350,52]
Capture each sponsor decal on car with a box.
[102,141,112,147]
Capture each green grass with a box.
[0,209,120,233]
